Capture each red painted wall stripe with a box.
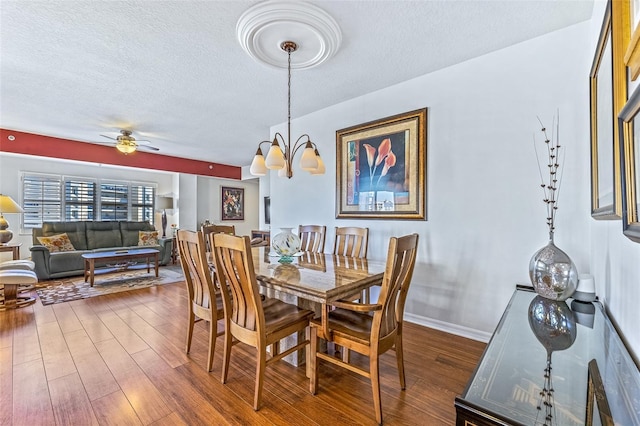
[0,129,241,180]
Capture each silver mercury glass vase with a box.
[529,232,578,301]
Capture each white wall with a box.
[269,21,600,344]
[589,0,640,362]
[194,175,259,237]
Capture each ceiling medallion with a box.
[236,0,342,69]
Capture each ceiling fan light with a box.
[116,142,136,154]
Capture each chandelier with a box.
[249,41,325,178]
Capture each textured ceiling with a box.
[0,0,593,168]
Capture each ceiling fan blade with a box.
[138,145,160,151]
[100,134,117,141]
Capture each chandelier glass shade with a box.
[250,41,324,179]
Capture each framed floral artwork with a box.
[336,108,427,220]
[221,186,244,221]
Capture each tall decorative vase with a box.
[271,227,301,263]
[529,233,578,301]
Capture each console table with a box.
[455,286,640,425]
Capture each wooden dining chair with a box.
[211,233,317,410]
[311,233,419,425]
[176,229,226,372]
[333,226,370,305]
[298,225,326,253]
[333,226,369,258]
[202,224,235,251]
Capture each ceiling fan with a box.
[99,130,160,154]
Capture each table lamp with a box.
[155,196,173,238]
[0,194,24,245]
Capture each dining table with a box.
[250,246,387,366]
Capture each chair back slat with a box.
[298,225,326,253]
[212,233,264,334]
[177,229,216,315]
[372,233,419,341]
[202,224,236,251]
[333,227,369,258]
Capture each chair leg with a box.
[253,345,267,410]
[186,310,195,353]
[221,325,233,384]
[370,355,383,425]
[207,318,216,372]
[341,347,350,363]
[308,326,317,394]
[395,335,406,389]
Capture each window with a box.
[22,174,62,228]
[100,182,128,221]
[131,184,155,222]
[21,173,157,228]
[65,179,95,221]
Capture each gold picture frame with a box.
[585,359,614,426]
[335,108,427,220]
[625,0,640,80]
[590,0,629,219]
[618,84,640,243]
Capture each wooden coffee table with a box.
[82,248,159,287]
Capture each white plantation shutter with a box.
[100,182,129,221]
[65,179,96,221]
[21,174,157,226]
[22,174,62,228]
[130,184,155,223]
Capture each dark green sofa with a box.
[30,221,172,280]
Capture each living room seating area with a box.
[29,221,172,280]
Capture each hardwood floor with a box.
[0,278,486,425]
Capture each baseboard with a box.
[404,312,492,343]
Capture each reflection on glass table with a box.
[455,287,640,426]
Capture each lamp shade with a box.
[300,143,319,171]
[310,154,325,175]
[265,140,285,169]
[0,195,24,214]
[0,194,23,244]
[155,196,173,210]
[250,152,268,176]
[278,161,289,178]
[116,142,137,154]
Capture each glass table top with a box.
[458,288,640,425]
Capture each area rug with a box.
[35,265,184,305]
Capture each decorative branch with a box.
[533,112,564,237]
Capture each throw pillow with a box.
[138,230,159,246]
[37,233,76,252]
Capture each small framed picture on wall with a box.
[221,187,244,221]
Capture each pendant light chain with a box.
[287,46,292,155]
